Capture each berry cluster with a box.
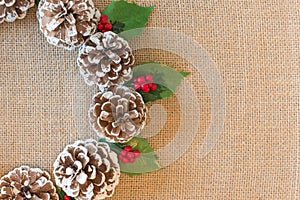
[134,74,157,93]
[119,146,141,164]
[97,14,112,33]
[63,195,71,200]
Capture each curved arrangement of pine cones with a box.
[0,0,159,199]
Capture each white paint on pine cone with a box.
[37,0,100,50]
[53,139,120,199]
[0,0,33,23]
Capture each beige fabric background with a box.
[0,0,299,199]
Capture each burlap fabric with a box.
[0,0,299,199]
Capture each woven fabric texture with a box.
[0,0,299,199]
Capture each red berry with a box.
[133,150,140,158]
[129,157,135,163]
[145,74,153,83]
[127,152,135,159]
[134,78,138,83]
[102,30,108,33]
[101,18,107,24]
[120,150,127,157]
[100,14,108,23]
[64,196,71,200]
[119,152,127,162]
[137,76,146,84]
[122,157,129,164]
[124,146,132,152]
[141,84,150,93]
[150,83,157,91]
[97,23,104,30]
[104,23,112,31]
[134,83,141,90]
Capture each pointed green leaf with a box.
[102,0,154,38]
[179,71,190,77]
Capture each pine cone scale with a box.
[32,180,52,193]
[35,193,50,199]
[3,0,14,7]
[111,126,120,136]
[93,171,104,186]
[10,182,21,192]
[98,119,108,130]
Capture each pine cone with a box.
[77,31,134,89]
[89,85,147,143]
[0,0,34,24]
[37,0,100,50]
[0,166,58,200]
[53,139,120,200]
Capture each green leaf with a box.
[55,186,65,200]
[111,21,126,34]
[99,137,161,176]
[179,71,190,77]
[35,0,39,6]
[102,0,154,39]
[125,63,190,103]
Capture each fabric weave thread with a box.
[0,0,299,199]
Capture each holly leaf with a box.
[102,0,154,39]
[179,71,190,77]
[99,137,161,176]
[111,21,126,34]
[125,63,190,103]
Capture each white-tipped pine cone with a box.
[0,166,58,200]
[0,0,34,24]
[77,31,134,89]
[89,85,147,143]
[53,139,120,200]
[37,0,100,50]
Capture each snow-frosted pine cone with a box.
[89,85,147,143]
[53,139,120,200]
[0,166,58,199]
[77,31,134,90]
[37,0,100,50]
